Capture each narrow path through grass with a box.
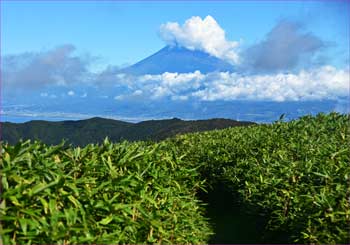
[198,183,263,243]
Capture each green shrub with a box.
[1,112,349,244]
[0,140,212,244]
[169,112,350,244]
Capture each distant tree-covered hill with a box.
[2,117,255,146]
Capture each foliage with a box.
[0,139,212,244]
[168,112,350,244]
[1,112,349,244]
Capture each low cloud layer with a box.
[243,20,325,73]
[159,15,240,64]
[115,66,348,102]
[139,71,204,99]
[191,67,348,101]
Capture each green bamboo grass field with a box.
[1,113,349,244]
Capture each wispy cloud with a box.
[3,44,92,91]
[243,20,325,73]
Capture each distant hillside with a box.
[120,45,234,75]
[2,117,255,146]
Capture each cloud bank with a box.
[191,67,348,101]
[115,66,348,102]
[159,15,240,64]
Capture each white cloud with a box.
[67,90,75,96]
[40,92,48,97]
[81,92,87,98]
[151,86,172,99]
[191,66,349,102]
[140,70,203,89]
[132,90,143,96]
[159,16,240,64]
[137,71,204,99]
[114,95,124,100]
[115,66,349,102]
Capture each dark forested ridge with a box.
[2,117,255,146]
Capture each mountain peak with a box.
[121,45,234,75]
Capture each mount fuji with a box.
[2,45,341,124]
[121,45,234,75]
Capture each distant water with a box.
[1,115,70,123]
[0,112,329,124]
[0,113,159,123]
[1,98,345,124]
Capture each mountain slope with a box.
[121,45,234,75]
[2,117,254,146]
[2,117,133,146]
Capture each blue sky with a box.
[2,1,349,67]
[1,1,349,122]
